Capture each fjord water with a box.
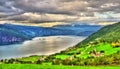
[0,36,86,59]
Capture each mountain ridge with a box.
[0,23,101,45]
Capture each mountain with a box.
[78,22,120,46]
[53,24,101,36]
[0,23,101,45]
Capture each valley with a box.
[0,22,120,69]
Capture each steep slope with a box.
[78,22,120,46]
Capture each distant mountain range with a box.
[53,24,101,36]
[0,23,101,45]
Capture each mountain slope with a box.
[78,22,120,46]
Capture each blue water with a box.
[0,36,86,59]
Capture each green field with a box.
[54,43,120,59]
[0,64,120,69]
[1,42,119,66]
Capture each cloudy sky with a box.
[0,0,120,26]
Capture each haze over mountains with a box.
[0,23,101,45]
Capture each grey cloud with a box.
[12,0,120,15]
[87,0,120,12]
[2,12,79,23]
[13,0,58,13]
[0,0,14,12]
[0,0,120,24]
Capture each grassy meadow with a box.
[0,64,120,69]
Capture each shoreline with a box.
[0,36,86,60]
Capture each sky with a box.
[0,0,120,26]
